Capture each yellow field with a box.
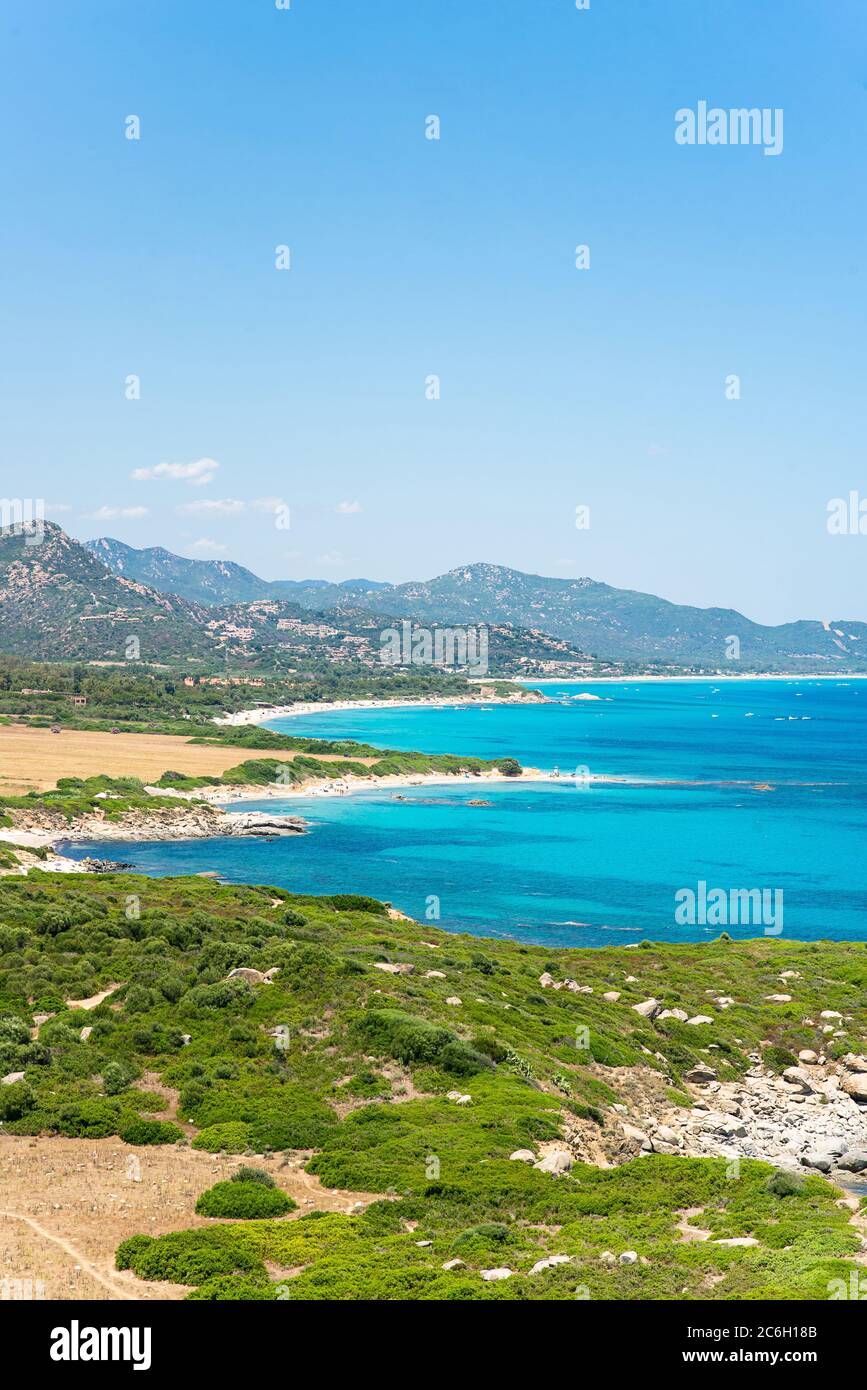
[0,723,367,795]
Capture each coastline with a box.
[211,674,867,732]
[212,688,546,728]
[9,765,804,875]
[3,679,860,874]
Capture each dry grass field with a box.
[0,1135,381,1301]
[0,723,370,796]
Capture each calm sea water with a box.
[63,680,867,948]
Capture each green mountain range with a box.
[88,539,867,672]
[0,525,585,672]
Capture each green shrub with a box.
[191,1122,251,1153]
[118,1117,184,1145]
[195,1180,295,1219]
[102,1060,136,1096]
[358,1009,493,1075]
[231,1166,275,1187]
[282,909,308,928]
[764,1045,798,1074]
[115,1228,264,1285]
[328,894,388,916]
[57,1098,121,1139]
[766,1169,804,1197]
[0,1080,33,1121]
[116,1234,154,1270]
[186,1275,277,1300]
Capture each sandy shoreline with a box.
[202,765,552,804]
[212,690,542,728]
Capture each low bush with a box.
[117,1117,184,1145]
[191,1122,251,1153]
[231,1166,275,1187]
[195,1180,295,1219]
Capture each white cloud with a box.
[86,505,149,520]
[336,500,362,515]
[131,458,220,485]
[251,496,287,511]
[190,538,228,554]
[45,502,72,513]
[177,498,245,515]
[317,550,346,567]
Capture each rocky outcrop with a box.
[642,1057,867,1180]
[226,967,280,986]
[9,803,307,848]
[533,1150,574,1176]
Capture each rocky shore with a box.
[3,802,307,853]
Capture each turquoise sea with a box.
[62,680,867,948]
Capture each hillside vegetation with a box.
[0,874,864,1300]
[88,542,867,672]
[0,527,586,673]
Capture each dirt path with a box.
[65,984,122,1011]
[674,1206,713,1242]
[0,1211,141,1299]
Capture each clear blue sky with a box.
[2,0,866,623]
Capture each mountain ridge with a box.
[0,526,586,672]
[86,539,867,671]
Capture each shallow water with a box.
[63,680,867,948]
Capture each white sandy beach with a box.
[212,689,541,728]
